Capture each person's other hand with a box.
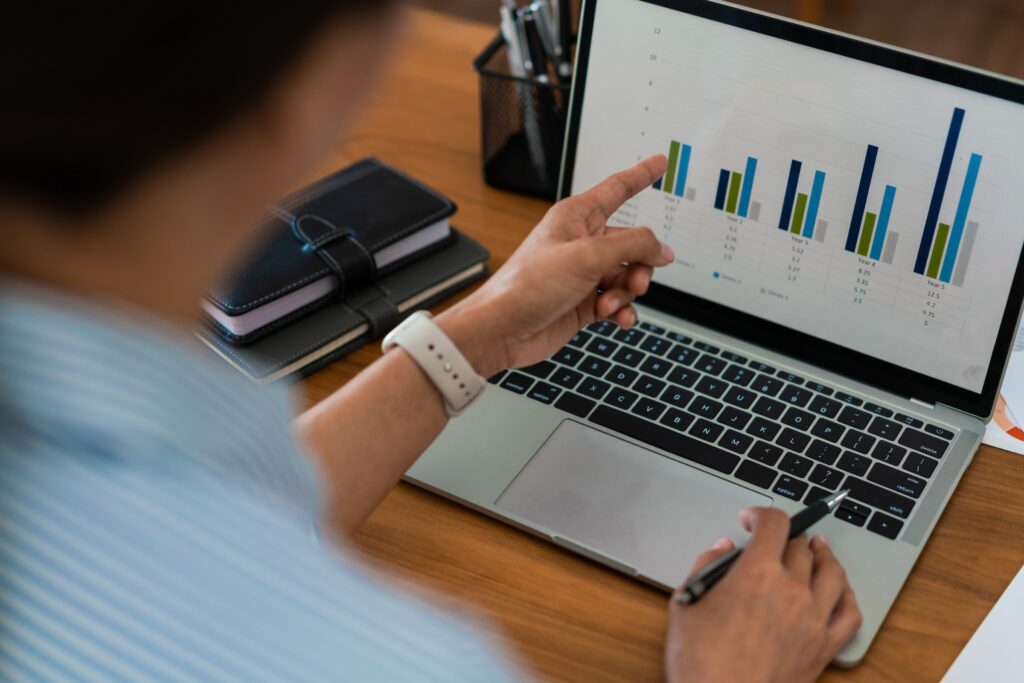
[665,508,862,683]
[437,156,674,376]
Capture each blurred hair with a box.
[0,2,392,215]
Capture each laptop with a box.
[408,0,1024,665]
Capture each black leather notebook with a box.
[204,158,457,342]
[198,230,489,383]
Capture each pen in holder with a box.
[474,33,571,202]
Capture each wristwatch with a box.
[381,311,486,416]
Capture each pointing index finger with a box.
[579,155,668,220]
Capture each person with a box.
[0,2,861,681]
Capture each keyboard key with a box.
[587,320,616,336]
[554,392,595,417]
[867,511,904,540]
[806,439,841,465]
[722,364,756,386]
[660,408,694,432]
[696,355,728,376]
[695,376,727,398]
[779,452,813,477]
[903,452,938,478]
[735,460,777,489]
[578,378,610,400]
[898,428,949,458]
[634,375,667,398]
[689,396,723,419]
[639,321,665,335]
[488,370,507,385]
[777,428,811,453]
[776,371,804,385]
[749,441,784,466]
[668,345,699,365]
[522,361,556,379]
[607,365,639,388]
[894,413,924,428]
[632,398,666,420]
[500,372,533,394]
[639,336,671,356]
[835,392,864,406]
[752,396,786,420]
[718,406,752,430]
[749,361,776,374]
[841,430,875,454]
[605,387,638,409]
[527,382,561,404]
[837,451,870,476]
[661,385,695,409]
[639,356,672,378]
[810,418,844,443]
[844,477,916,519]
[809,464,843,490]
[667,366,700,387]
[721,351,747,364]
[612,347,645,368]
[804,486,833,504]
[781,407,815,430]
[553,346,584,367]
[579,356,611,377]
[694,341,720,353]
[835,506,868,527]
[689,419,724,443]
[779,385,813,408]
[746,417,781,441]
[719,430,753,455]
[808,395,842,418]
[865,402,894,418]
[551,368,583,390]
[925,424,955,440]
[613,327,645,346]
[868,462,926,498]
[868,417,902,441]
[568,330,592,348]
[839,499,873,518]
[586,337,618,357]
[723,386,757,409]
[752,375,784,397]
[667,332,692,344]
[838,406,871,429]
[589,407,740,474]
[806,382,834,396]
[871,441,906,466]
[772,475,808,501]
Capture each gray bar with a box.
[814,219,828,243]
[685,186,696,201]
[952,221,978,287]
[749,201,761,222]
[882,231,899,265]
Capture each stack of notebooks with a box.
[199,158,490,383]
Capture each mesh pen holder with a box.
[474,34,571,202]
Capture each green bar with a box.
[927,223,951,279]
[790,193,808,234]
[857,212,877,256]
[664,141,680,194]
[726,171,743,214]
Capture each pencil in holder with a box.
[474,34,571,202]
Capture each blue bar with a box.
[652,177,663,191]
[674,144,692,197]
[802,170,826,238]
[916,107,965,274]
[939,153,983,282]
[779,160,802,230]
[714,169,730,210]
[738,156,758,217]
[846,145,879,252]
[870,185,897,260]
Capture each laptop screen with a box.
[567,0,1024,401]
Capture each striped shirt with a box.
[0,282,518,682]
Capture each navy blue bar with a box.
[714,169,730,210]
[915,107,965,274]
[653,177,663,191]
[846,145,879,252]
[778,160,802,230]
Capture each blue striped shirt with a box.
[0,282,518,682]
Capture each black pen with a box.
[677,489,850,605]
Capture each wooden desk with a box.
[298,9,1024,682]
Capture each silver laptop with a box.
[408,0,1024,665]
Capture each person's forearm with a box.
[293,299,507,536]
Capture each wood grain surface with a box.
[296,9,1024,682]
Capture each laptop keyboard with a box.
[488,320,958,542]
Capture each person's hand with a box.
[437,155,675,376]
[665,508,862,683]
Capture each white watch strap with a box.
[381,311,486,416]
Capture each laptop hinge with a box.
[910,397,936,410]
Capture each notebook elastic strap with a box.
[285,211,377,299]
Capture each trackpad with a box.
[495,420,771,588]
